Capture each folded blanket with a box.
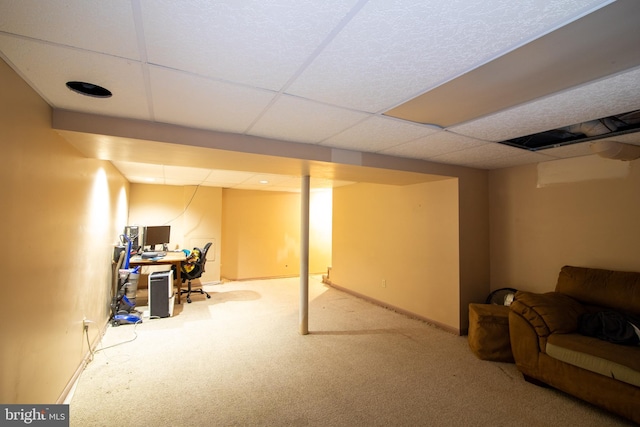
[578,310,640,345]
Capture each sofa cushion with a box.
[556,266,640,316]
[510,291,587,338]
[546,333,640,387]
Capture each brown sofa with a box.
[509,265,640,423]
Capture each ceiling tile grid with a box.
[0,35,151,120]
[148,66,278,134]
[247,94,370,144]
[139,0,361,91]
[284,0,611,112]
[322,115,440,152]
[0,0,140,59]
[430,141,556,169]
[1,0,638,187]
[379,130,490,160]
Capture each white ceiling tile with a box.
[112,161,163,177]
[149,66,276,134]
[0,35,150,119]
[431,141,551,168]
[162,165,211,182]
[204,170,256,184]
[140,0,360,90]
[380,131,487,159]
[249,95,370,144]
[469,151,558,170]
[449,67,640,142]
[323,116,440,152]
[0,0,140,59]
[287,0,610,112]
[164,178,207,187]
[2,0,636,176]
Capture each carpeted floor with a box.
[69,276,633,426]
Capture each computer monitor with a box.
[143,225,171,251]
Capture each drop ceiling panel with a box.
[385,0,640,127]
[380,131,490,159]
[432,141,554,169]
[465,150,556,170]
[0,0,140,59]
[140,0,360,90]
[2,0,638,176]
[204,170,256,185]
[286,0,610,112]
[248,95,369,144]
[0,35,150,119]
[449,66,640,142]
[162,165,212,182]
[323,116,440,152]
[149,66,276,134]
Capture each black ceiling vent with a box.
[498,109,640,151]
[66,81,112,98]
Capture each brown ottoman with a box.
[468,303,514,363]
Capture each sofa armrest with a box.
[510,291,587,338]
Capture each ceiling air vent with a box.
[498,109,640,151]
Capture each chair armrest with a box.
[510,291,587,338]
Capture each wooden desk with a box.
[128,252,187,304]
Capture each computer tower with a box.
[149,271,175,318]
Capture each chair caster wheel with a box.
[187,298,192,303]
[206,294,211,299]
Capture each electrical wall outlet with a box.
[82,318,90,331]
[382,279,387,288]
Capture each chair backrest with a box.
[199,242,212,274]
[182,242,212,281]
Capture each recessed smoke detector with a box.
[66,81,112,98]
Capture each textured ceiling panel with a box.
[432,141,555,169]
[385,0,640,127]
[464,149,556,170]
[149,66,276,134]
[0,35,150,119]
[0,0,140,59]
[140,0,360,90]
[322,116,439,152]
[204,169,256,184]
[380,130,489,159]
[286,0,610,112]
[449,66,640,142]
[248,95,369,144]
[1,0,637,184]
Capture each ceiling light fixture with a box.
[259,180,269,184]
[66,81,112,98]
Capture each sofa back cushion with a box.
[556,266,640,316]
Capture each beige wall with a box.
[128,184,223,282]
[489,160,640,293]
[330,180,461,332]
[221,189,332,280]
[0,59,129,403]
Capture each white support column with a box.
[300,175,310,335]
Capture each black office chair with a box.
[180,242,212,303]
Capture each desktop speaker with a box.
[149,270,175,318]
